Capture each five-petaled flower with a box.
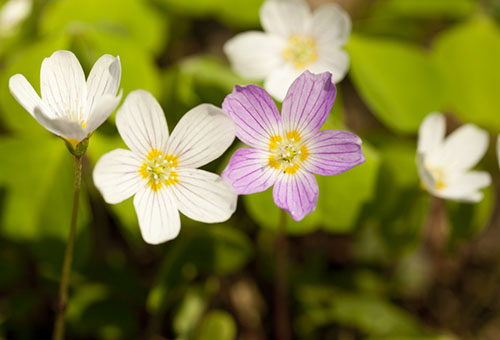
[417,112,491,202]
[224,0,351,101]
[9,50,122,147]
[222,71,365,221]
[93,90,238,244]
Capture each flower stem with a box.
[275,209,291,340]
[53,155,82,340]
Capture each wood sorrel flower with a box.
[417,112,491,202]
[222,71,365,221]
[224,0,350,101]
[9,50,122,148]
[93,90,237,244]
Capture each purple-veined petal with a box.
[169,168,237,223]
[303,129,364,176]
[9,74,55,118]
[40,50,86,120]
[224,31,285,80]
[134,186,180,245]
[86,54,121,115]
[306,3,351,47]
[222,84,281,150]
[167,104,235,168]
[115,90,168,157]
[93,148,144,204]
[272,169,318,221]
[308,47,349,84]
[264,64,302,102]
[33,106,87,141]
[281,70,336,139]
[260,0,310,37]
[222,147,279,195]
[84,91,122,134]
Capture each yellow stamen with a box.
[300,145,309,162]
[286,130,301,142]
[284,164,300,174]
[268,154,280,169]
[140,149,179,192]
[283,35,318,69]
[269,135,282,150]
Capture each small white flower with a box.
[0,0,32,36]
[9,50,122,145]
[93,90,237,244]
[417,112,491,202]
[224,0,351,101]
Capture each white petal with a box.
[92,148,144,204]
[40,50,86,121]
[33,106,87,141]
[438,171,491,203]
[115,90,168,157]
[264,65,302,102]
[9,73,55,118]
[167,104,235,168]
[260,0,310,37]
[429,123,489,172]
[224,32,285,80]
[417,112,446,156]
[134,187,180,245]
[307,3,351,47]
[0,0,32,33]
[308,47,350,83]
[86,54,121,115]
[84,90,123,134]
[170,168,237,223]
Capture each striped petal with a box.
[115,90,168,157]
[84,91,123,134]
[134,186,180,245]
[86,54,121,115]
[281,71,336,140]
[170,168,237,223]
[272,169,318,221]
[222,148,279,195]
[222,84,282,150]
[304,130,364,176]
[40,51,86,120]
[9,74,55,118]
[92,148,144,204]
[167,104,235,168]
[33,106,87,141]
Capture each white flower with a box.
[224,0,351,101]
[93,90,237,244]
[9,50,122,145]
[417,112,491,202]
[0,0,32,36]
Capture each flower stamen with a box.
[268,131,309,175]
[283,35,318,69]
[140,149,179,191]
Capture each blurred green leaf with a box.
[0,136,89,241]
[40,0,166,54]
[196,310,236,340]
[155,0,264,29]
[174,286,210,337]
[348,34,444,133]
[432,16,500,132]
[375,0,476,19]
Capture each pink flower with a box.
[222,71,365,221]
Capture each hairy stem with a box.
[53,155,82,340]
[275,209,291,340]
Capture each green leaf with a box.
[347,34,444,133]
[196,310,237,340]
[375,0,475,19]
[40,0,166,54]
[432,16,500,132]
[0,136,89,241]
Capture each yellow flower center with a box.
[268,130,309,175]
[282,35,318,69]
[427,165,447,191]
[139,149,179,192]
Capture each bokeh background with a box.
[1,0,500,339]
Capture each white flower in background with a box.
[9,50,122,146]
[93,90,237,244]
[0,0,32,36]
[224,0,351,101]
[417,112,491,202]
